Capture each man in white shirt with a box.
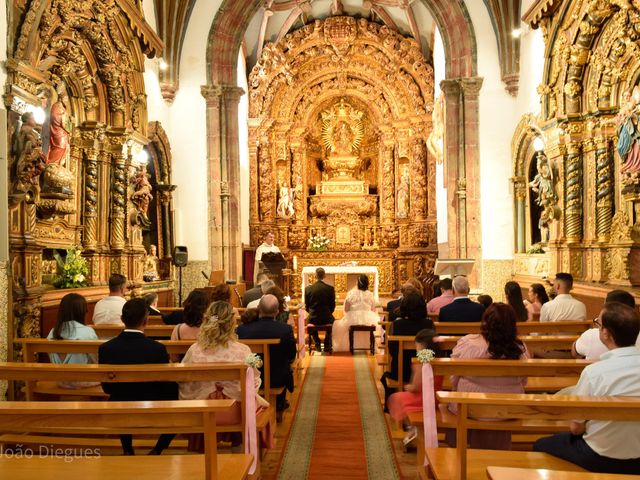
[254,232,281,283]
[246,279,276,309]
[534,302,640,474]
[539,272,587,322]
[92,274,127,325]
[573,290,639,360]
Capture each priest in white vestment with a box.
[254,232,281,283]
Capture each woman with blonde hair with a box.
[180,301,269,451]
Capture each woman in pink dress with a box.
[525,283,549,321]
[448,303,530,450]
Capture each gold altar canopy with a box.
[248,16,437,294]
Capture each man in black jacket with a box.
[243,272,268,307]
[304,267,336,352]
[98,298,178,455]
[237,294,296,419]
[438,276,485,323]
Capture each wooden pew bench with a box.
[425,392,640,480]
[18,338,285,407]
[0,362,272,477]
[486,466,640,480]
[432,321,591,336]
[0,399,251,480]
[407,358,590,474]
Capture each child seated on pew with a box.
[387,328,443,444]
[47,293,100,389]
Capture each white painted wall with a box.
[433,29,448,247]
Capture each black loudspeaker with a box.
[173,246,188,267]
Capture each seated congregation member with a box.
[237,294,296,418]
[388,329,444,436]
[438,276,484,323]
[386,289,402,320]
[540,272,586,322]
[505,281,528,322]
[572,290,638,360]
[47,293,99,388]
[169,289,212,362]
[264,285,290,324]
[246,279,276,309]
[243,272,268,307]
[98,298,178,455]
[381,291,435,410]
[332,274,379,353]
[535,302,640,474]
[427,277,454,314]
[525,282,549,321]
[163,289,210,325]
[180,301,270,451]
[477,294,493,310]
[143,292,162,316]
[388,278,424,322]
[448,303,530,450]
[240,308,259,325]
[92,274,127,325]
[304,267,336,352]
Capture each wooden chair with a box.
[426,392,640,480]
[0,399,250,480]
[349,325,375,354]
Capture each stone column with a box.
[201,85,224,273]
[512,176,527,253]
[156,184,177,258]
[440,77,483,260]
[564,141,583,243]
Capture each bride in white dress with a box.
[332,275,380,352]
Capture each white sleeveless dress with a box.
[332,289,379,352]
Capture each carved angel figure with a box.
[12,111,46,195]
[529,154,557,242]
[131,164,154,216]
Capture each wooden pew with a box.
[18,338,284,406]
[91,324,174,338]
[432,321,591,335]
[0,399,250,480]
[427,392,640,480]
[486,466,639,480]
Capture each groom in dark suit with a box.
[304,267,336,352]
[99,298,178,455]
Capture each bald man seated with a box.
[236,294,296,418]
[438,276,485,323]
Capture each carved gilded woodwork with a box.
[248,15,435,291]
[595,138,614,241]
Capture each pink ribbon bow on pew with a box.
[298,309,307,359]
[421,362,438,467]
[244,367,258,475]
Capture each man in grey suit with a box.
[304,267,336,352]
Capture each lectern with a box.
[434,259,475,277]
[260,252,287,289]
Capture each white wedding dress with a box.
[332,289,379,352]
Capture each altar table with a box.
[301,265,379,303]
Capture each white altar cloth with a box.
[301,265,379,303]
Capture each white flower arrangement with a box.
[416,348,435,364]
[308,233,330,251]
[245,353,263,369]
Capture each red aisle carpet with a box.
[307,355,368,479]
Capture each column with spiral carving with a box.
[380,142,395,222]
[410,138,428,221]
[83,148,99,251]
[258,137,275,222]
[110,153,127,251]
[564,142,583,243]
[595,137,614,242]
[291,143,307,224]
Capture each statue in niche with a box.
[276,184,295,218]
[427,93,445,164]
[396,165,410,218]
[12,111,46,196]
[614,87,640,176]
[320,99,365,179]
[131,163,154,220]
[142,244,160,281]
[529,154,557,243]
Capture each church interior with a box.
[1,0,640,478]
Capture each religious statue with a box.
[276,184,295,218]
[142,244,160,281]
[396,166,410,218]
[12,111,46,196]
[131,164,154,218]
[45,96,71,165]
[529,154,557,243]
[320,99,365,179]
[614,87,640,175]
